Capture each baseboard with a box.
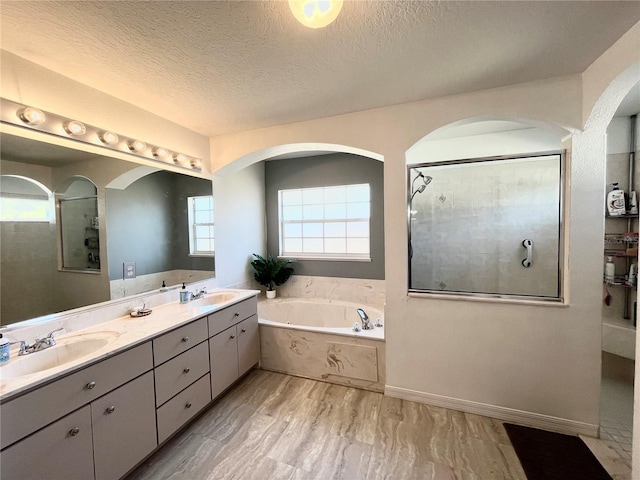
[385,385,599,437]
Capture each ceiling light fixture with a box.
[99,131,119,145]
[128,140,147,153]
[288,0,343,29]
[17,106,46,125]
[63,120,87,136]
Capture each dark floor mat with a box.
[503,423,612,480]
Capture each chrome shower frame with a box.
[406,150,566,303]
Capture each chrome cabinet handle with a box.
[233,312,240,317]
[241,328,247,333]
[230,334,235,339]
[183,367,191,374]
[106,406,116,414]
[182,336,189,342]
[185,402,192,409]
[69,427,80,436]
[86,381,96,390]
[522,239,533,268]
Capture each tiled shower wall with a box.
[410,156,560,297]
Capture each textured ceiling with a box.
[1,1,639,137]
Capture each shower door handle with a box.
[522,239,533,268]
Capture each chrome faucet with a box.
[190,287,207,300]
[356,308,374,330]
[15,328,64,355]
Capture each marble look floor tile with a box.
[126,370,626,480]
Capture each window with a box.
[188,196,214,255]
[0,175,53,222]
[279,184,370,260]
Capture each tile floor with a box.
[600,374,635,467]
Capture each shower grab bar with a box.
[522,239,533,267]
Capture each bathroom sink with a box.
[190,292,238,306]
[0,331,120,379]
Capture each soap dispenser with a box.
[0,334,9,363]
[179,283,190,303]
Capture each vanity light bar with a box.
[2,99,203,172]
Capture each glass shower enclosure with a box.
[408,152,564,300]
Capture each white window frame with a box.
[278,183,371,261]
[187,195,214,256]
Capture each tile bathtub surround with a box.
[276,275,385,310]
[260,325,386,392]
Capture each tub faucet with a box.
[356,308,374,330]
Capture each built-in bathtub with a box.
[258,298,386,392]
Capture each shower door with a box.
[408,152,563,300]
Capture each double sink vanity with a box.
[0,288,259,480]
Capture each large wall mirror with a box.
[0,131,215,325]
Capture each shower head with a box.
[411,171,433,199]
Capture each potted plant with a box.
[250,254,295,298]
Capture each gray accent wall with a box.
[106,171,213,281]
[265,153,384,280]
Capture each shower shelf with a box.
[606,213,639,219]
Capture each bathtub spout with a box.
[357,308,374,330]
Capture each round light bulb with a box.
[128,140,147,153]
[18,107,46,125]
[190,158,203,169]
[153,147,168,158]
[63,120,86,136]
[100,131,119,145]
[288,0,343,28]
[173,153,188,166]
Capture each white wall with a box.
[212,162,266,289]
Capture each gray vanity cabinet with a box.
[0,405,95,480]
[91,371,157,480]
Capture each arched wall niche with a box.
[214,142,384,177]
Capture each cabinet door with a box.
[237,314,260,376]
[209,326,239,400]
[0,405,94,480]
[91,372,157,480]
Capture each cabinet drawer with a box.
[153,317,208,366]
[156,374,211,444]
[154,341,210,406]
[208,296,257,337]
[0,405,94,480]
[0,341,152,450]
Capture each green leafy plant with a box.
[250,254,295,291]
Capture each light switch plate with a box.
[124,261,136,279]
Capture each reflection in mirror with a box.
[106,170,214,299]
[408,153,563,300]
[0,131,214,326]
[59,177,100,271]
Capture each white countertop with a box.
[0,289,259,402]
